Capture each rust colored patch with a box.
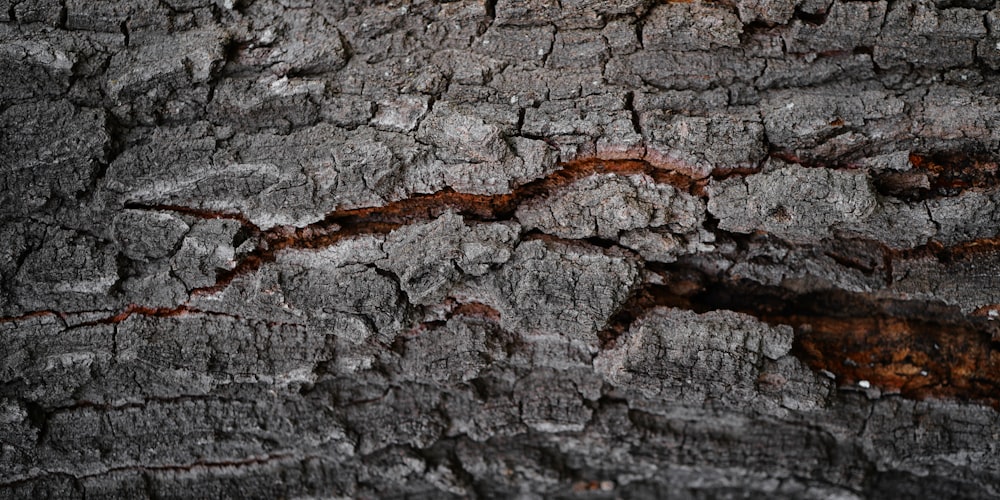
[70,303,303,328]
[0,310,67,324]
[4,156,704,325]
[607,269,1000,408]
[11,149,1000,410]
[884,152,1000,199]
[768,148,805,165]
[77,304,192,326]
[572,480,612,492]
[972,304,1000,318]
[940,238,1000,261]
[450,301,502,322]
[790,312,1000,402]
[892,236,1000,264]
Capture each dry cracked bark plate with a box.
[3,0,1000,498]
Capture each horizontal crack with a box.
[877,152,1000,200]
[199,157,705,294]
[767,148,1000,202]
[122,202,263,232]
[0,309,69,325]
[0,452,297,488]
[893,235,1000,264]
[0,304,305,329]
[12,151,1000,410]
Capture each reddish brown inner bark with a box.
[17,153,1000,409]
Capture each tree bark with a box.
[3,0,1000,498]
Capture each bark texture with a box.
[4,0,1000,498]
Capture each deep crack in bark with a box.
[18,152,1000,409]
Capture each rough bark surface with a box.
[4,0,1000,498]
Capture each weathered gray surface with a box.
[4,0,1000,498]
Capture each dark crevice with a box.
[336,29,354,69]
[893,235,1000,267]
[522,229,628,252]
[123,202,263,233]
[484,0,496,22]
[57,0,66,29]
[933,0,995,8]
[823,251,877,276]
[767,146,1000,202]
[220,36,249,73]
[77,111,124,202]
[0,453,297,489]
[231,224,256,249]
[23,400,50,445]
[599,270,700,350]
[15,148,1000,411]
[12,241,36,280]
[792,6,830,26]
[634,4,648,51]
[624,90,641,135]
[104,111,130,169]
[107,252,135,298]
[370,265,410,305]
[120,19,130,47]
[141,471,158,500]
[741,20,777,39]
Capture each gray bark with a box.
[3,0,1000,498]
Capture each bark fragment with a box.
[5,0,1000,497]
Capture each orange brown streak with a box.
[450,301,502,322]
[971,304,1000,319]
[903,152,1000,197]
[14,150,1000,410]
[0,310,68,324]
[607,270,1000,408]
[74,304,193,327]
[192,254,270,296]
[123,203,263,232]
[190,157,699,296]
[784,313,1000,404]
[893,236,1000,263]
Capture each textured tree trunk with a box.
[3,0,1000,497]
